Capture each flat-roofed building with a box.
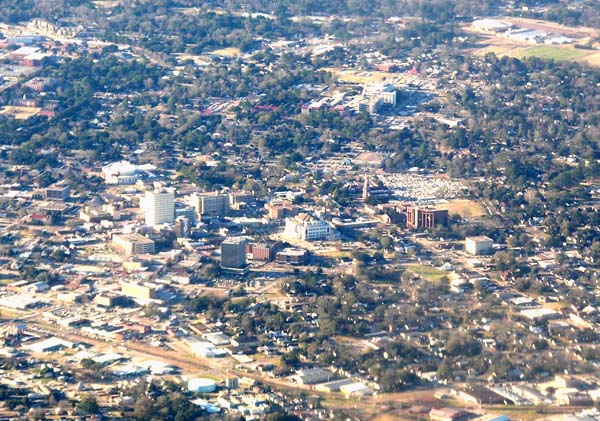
[276,248,308,265]
[221,236,248,269]
[465,236,494,255]
[187,192,229,217]
[45,183,70,201]
[406,206,448,230]
[284,213,333,241]
[251,241,280,261]
[113,233,155,256]
[121,282,157,300]
[143,189,175,226]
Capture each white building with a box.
[465,236,494,255]
[102,161,156,185]
[143,189,175,226]
[284,213,334,241]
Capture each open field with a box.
[464,17,600,67]
[473,43,593,62]
[207,47,242,57]
[0,106,41,120]
[322,67,395,84]
[444,199,487,218]
[407,264,447,282]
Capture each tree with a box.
[77,394,99,415]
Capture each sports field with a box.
[407,264,447,282]
[475,44,593,62]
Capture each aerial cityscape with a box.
[2,0,600,420]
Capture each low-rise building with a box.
[112,233,155,256]
[465,236,494,255]
[284,213,334,241]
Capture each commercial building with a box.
[143,189,175,226]
[112,233,155,256]
[465,236,494,255]
[121,282,157,300]
[80,204,120,222]
[250,241,280,262]
[276,248,308,265]
[284,213,334,241]
[221,237,248,269]
[45,182,70,201]
[187,192,229,217]
[265,200,297,220]
[406,206,448,230]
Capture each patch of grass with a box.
[208,47,241,57]
[407,264,447,282]
[445,199,486,218]
[514,45,590,61]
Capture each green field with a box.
[407,265,447,282]
[513,45,590,61]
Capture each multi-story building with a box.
[265,200,297,220]
[121,282,157,300]
[187,192,229,217]
[284,213,334,241]
[405,206,448,230]
[221,237,248,269]
[251,241,281,262]
[143,189,174,226]
[45,182,70,201]
[276,248,308,265]
[465,236,494,255]
[112,233,155,256]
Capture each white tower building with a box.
[143,189,175,226]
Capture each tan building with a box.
[121,282,157,300]
[112,233,155,256]
[187,192,229,217]
[265,200,297,220]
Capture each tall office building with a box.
[220,237,248,269]
[187,192,229,217]
[143,189,175,226]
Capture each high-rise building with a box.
[221,237,248,269]
[187,192,229,217]
[143,189,174,226]
[405,206,448,230]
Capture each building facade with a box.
[221,237,248,269]
[406,206,448,230]
[143,189,175,226]
[284,213,333,241]
[112,233,155,256]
